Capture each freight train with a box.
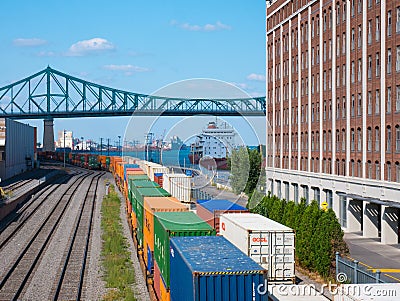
[39,151,295,300]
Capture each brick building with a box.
[266,0,400,244]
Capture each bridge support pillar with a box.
[43,118,55,152]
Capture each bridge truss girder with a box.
[0,67,266,118]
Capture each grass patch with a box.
[101,185,136,301]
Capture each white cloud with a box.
[67,38,115,56]
[103,64,149,72]
[13,38,47,47]
[171,20,231,31]
[103,64,150,76]
[247,73,266,81]
[37,51,56,57]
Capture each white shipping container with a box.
[162,173,191,203]
[149,165,168,181]
[143,161,159,177]
[220,213,295,282]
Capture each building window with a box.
[358,25,362,48]
[397,7,400,33]
[368,55,372,79]
[351,28,355,50]
[337,66,340,87]
[367,161,372,179]
[375,90,380,114]
[368,91,372,115]
[388,49,392,74]
[342,130,346,151]
[397,86,400,111]
[387,87,392,113]
[326,190,333,208]
[387,162,392,181]
[396,127,400,152]
[342,33,346,54]
[376,17,380,41]
[396,46,400,72]
[351,128,355,151]
[376,162,380,180]
[375,127,380,152]
[357,128,362,151]
[351,61,355,82]
[397,163,400,183]
[314,187,320,203]
[387,127,392,152]
[357,94,362,116]
[351,0,355,16]
[342,64,346,86]
[323,41,327,62]
[351,95,355,116]
[388,11,392,37]
[358,59,362,82]
[376,53,380,77]
[368,20,372,44]
[357,160,362,177]
[367,127,372,151]
[342,97,346,118]
[303,186,309,203]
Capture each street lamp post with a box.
[81,136,84,151]
[63,129,66,168]
[118,135,121,156]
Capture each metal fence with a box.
[192,189,213,201]
[336,252,386,284]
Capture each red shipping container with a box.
[196,200,248,234]
[154,260,161,300]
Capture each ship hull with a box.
[188,154,228,170]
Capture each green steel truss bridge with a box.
[0,67,266,119]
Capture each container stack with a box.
[220,213,295,283]
[196,199,248,233]
[169,236,268,301]
[162,173,191,203]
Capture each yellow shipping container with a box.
[143,196,187,270]
[159,277,170,301]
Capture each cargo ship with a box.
[188,120,238,170]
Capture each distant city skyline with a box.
[1,0,266,145]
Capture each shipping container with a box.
[220,213,295,282]
[154,260,162,300]
[144,161,160,177]
[154,172,164,186]
[129,180,161,229]
[133,187,171,248]
[124,164,140,180]
[154,211,216,288]
[162,173,191,203]
[169,236,268,301]
[143,197,188,273]
[196,199,248,233]
[149,165,169,182]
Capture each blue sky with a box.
[0,0,266,145]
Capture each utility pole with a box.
[63,129,66,168]
[118,135,121,156]
[107,138,110,156]
[100,138,103,155]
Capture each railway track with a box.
[52,172,105,300]
[0,170,83,249]
[0,170,100,300]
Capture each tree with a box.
[244,148,262,194]
[229,147,249,194]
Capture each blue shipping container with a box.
[124,164,140,181]
[170,236,268,301]
[196,199,247,212]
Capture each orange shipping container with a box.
[143,196,187,271]
[159,275,170,301]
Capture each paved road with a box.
[344,232,400,282]
[192,173,248,208]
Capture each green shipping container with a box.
[128,178,157,207]
[154,211,216,288]
[134,187,171,248]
